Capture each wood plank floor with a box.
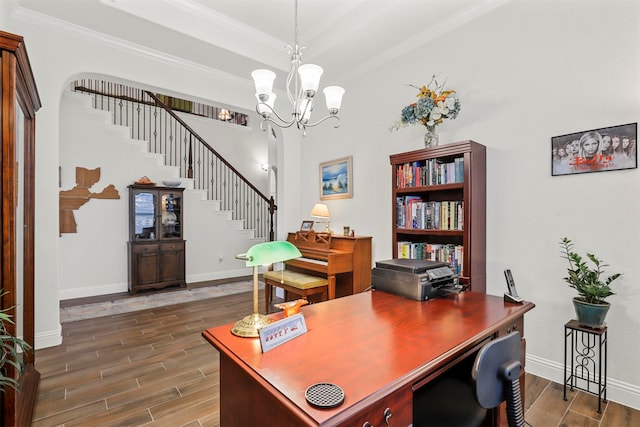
[34,290,640,426]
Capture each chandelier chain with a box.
[294,0,299,48]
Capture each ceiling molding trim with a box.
[303,0,392,57]
[101,0,289,71]
[169,0,285,47]
[340,0,513,82]
[12,7,251,88]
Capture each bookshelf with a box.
[390,140,486,293]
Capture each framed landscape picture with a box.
[320,156,353,200]
[551,122,637,176]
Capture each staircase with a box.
[71,78,275,239]
[57,89,269,299]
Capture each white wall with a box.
[5,0,640,409]
[299,0,640,408]
[4,6,278,348]
[57,92,268,299]
[0,3,8,28]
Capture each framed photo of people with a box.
[551,123,637,176]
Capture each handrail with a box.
[143,91,268,201]
[70,79,276,240]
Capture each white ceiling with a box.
[16,0,510,85]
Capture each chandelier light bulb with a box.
[298,64,323,97]
[251,69,276,98]
[323,86,345,114]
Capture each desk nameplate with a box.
[258,313,307,352]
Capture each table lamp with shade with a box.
[232,241,302,337]
[310,203,331,233]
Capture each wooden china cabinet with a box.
[0,31,41,426]
[128,185,186,294]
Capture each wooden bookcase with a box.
[128,185,186,294]
[389,140,486,293]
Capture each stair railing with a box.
[70,79,276,240]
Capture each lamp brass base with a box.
[230,313,274,338]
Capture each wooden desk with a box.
[203,291,535,426]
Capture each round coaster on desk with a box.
[305,382,345,408]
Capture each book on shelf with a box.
[396,197,405,228]
[396,198,463,231]
[395,157,465,188]
[396,241,464,276]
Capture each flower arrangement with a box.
[390,75,461,133]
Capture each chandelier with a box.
[251,0,345,135]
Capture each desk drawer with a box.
[499,317,523,336]
[346,385,412,427]
[498,318,526,369]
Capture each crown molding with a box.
[12,6,252,88]
[340,0,512,83]
[101,0,289,71]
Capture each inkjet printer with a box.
[372,259,461,301]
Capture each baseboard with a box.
[58,268,253,300]
[35,324,63,349]
[526,354,640,410]
[187,268,252,284]
[59,282,128,300]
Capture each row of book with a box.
[396,197,464,230]
[396,157,464,188]
[397,242,464,276]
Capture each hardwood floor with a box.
[34,290,640,426]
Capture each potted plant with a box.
[560,237,621,328]
[0,290,32,391]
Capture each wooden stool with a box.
[263,270,329,313]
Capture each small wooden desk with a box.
[203,291,534,426]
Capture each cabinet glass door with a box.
[134,191,156,240]
[161,192,182,238]
[15,99,25,346]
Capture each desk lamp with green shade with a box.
[232,241,302,337]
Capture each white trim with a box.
[340,0,513,82]
[58,266,254,300]
[187,268,253,284]
[35,326,63,350]
[100,0,289,71]
[59,282,129,301]
[527,354,640,410]
[12,6,250,85]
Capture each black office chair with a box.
[414,331,525,427]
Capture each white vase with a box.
[424,126,439,148]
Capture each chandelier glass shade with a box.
[251,0,345,135]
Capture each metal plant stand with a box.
[563,319,608,413]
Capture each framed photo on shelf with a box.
[320,156,353,200]
[551,122,637,176]
[300,220,314,232]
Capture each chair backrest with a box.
[413,331,524,427]
[472,331,524,426]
